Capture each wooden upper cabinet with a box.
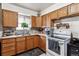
[46,13,51,27]
[41,15,45,27]
[41,15,47,27]
[57,6,68,18]
[50,11,58,20]
[31,16,37,27]
[2,9,18,27]
[41,14,52,27]
[36,16,42,27]
[68,3,79,16]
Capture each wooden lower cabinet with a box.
[26,36,40,50]
[26,36,33,50]
[40,36,46,52]
[2,50,15,56]
[0,35,46,56]
[16,37,26,54]
[1,39,16,56]
[33,35,40,48]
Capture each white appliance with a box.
[46,29,71,56]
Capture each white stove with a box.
[46,29,71,56]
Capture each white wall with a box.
[2,3,38,16]
[40,3,71,15]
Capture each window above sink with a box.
[16,14,31,30]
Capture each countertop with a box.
[0,34,46,39]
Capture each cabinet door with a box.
[57,6,68,18]
[36,16,42,27]
[1,39,16,56]
[40,36,46,52]
[3,10,18,27]
[50,11,58,20]
[41,15,47,27]
[31,16,37,27]
[11,11,18,27]
[26,36,33,50]
[16,37,25,54]
[33,36,39,48]
[46,13,52,27]
[68,3,79,15]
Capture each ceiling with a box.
[13,3,54,12]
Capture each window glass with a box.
[16,14,31,30]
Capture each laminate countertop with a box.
[0,34,46,40]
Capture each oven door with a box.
[48,38,60,54]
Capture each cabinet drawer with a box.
[2,50,15,56]
[2,43,15,48]
[2,39,15,44]
[2,46,15,53]
[16,37,25,41]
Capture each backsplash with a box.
[3,27,16,36]
[56,23,70,29]
[54,16,79,38]
[15,29,43,35]
[15,29,29,35]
